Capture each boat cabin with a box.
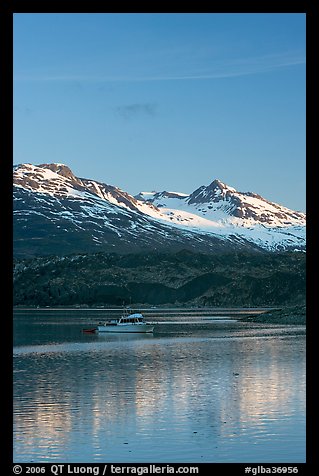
[119,314,144,324]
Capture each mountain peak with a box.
[208,179,226,189]
[207,179,237,193]
[13,163,83,195]
[187,179,236,205]
[38,163,75,180]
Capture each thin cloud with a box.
[14,51,305,83]
[115,103,157,120]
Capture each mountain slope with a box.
[13,250,306,307]
[135,179,305,250]
[13,163,306,257]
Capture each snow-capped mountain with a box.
[135,179,306,250]
[13,163,306,257]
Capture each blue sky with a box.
[13,13,306,211]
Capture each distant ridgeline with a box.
[13,250,306,307]
[13,163,306,258]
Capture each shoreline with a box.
[13,304,306,325]
[241,305,306,325]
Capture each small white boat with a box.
[97,312,154,333]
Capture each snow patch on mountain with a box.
[13,163,306,253]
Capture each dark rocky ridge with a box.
[13,250,306,308]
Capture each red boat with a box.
[82,328,97,334]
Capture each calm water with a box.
[13,310,306,463]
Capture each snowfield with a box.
[13,163,306,252]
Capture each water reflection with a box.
[14,330,305,463]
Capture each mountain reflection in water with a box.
[13,312,305,463]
